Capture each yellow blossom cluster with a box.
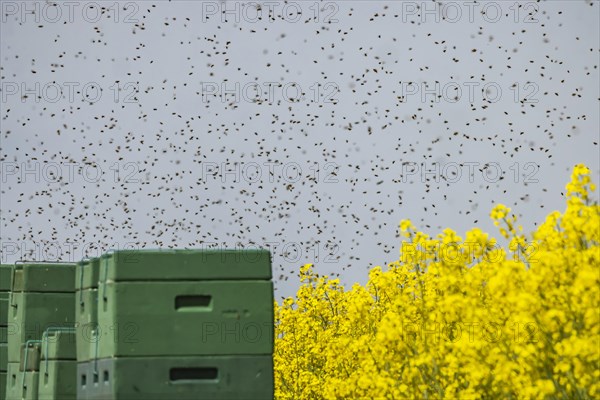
[274,164,600,399]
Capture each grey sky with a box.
[1,0,598,299]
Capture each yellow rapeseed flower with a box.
[274,165,600,399]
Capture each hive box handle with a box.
[175,295,212,311]
[170,367,218,381]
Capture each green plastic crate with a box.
[75,289,98,325]
[75,289,98,362]
[8,292,75,363]
[77,288,98,327]
[75,326,98,363]
[79,355,273,400]
[76,361,92,400]
[0,371,6,400]
[10,270,22,293]
[96,280,274,358]
[19,343,41,372]
[41,329,76,361]
[0,300,8,328]
[0,344,6,371]
[0,265,12,292]
[99,249,272,282]
[0,293,8,328]
[12,263,75,293]
[5,362,38,400]
[38,360,76,400]
[75,259,100,291]
[4,363,17,400]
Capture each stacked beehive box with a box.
[0,265,11,400]
[2,249,274,399]
[75,258,100,371]
[7,342,42,400]
[38,329,77,399]
[5,263,75,400]
[78,249,274,399]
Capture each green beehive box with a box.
[8,292,75,362]
[4,363,18,400]
[19,343,41,372]
[0,293,8,327]
[41,330,76,361]
[96,280,273,358]
[100,249,272,282]
[80,355,273,400]
[14,263,76,293]
[0,343,6,369]
[5,362,38,400]
[0,371,6,400]
[38,360,76,400]
[10,270,22,293]
[0,265,11,292]
[76,361,93,400]
[76,289,98,362]
[75,324,98,363]
[76,288,98,329]
[76,259,100,291]
[0,327,7,343]
[4,363,21,400]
